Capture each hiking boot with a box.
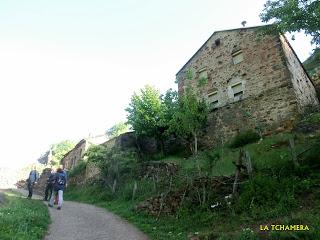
[57,207,61,210]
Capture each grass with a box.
[0,191,50,240]
[65,129,320,240]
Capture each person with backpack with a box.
[27,166,39,199]
[48,168,67,210]
[43,169,55,201]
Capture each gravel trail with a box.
[45,201,149,240]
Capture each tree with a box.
[170,89,208,155]
[106,122,130,139]
[126,85,163,137]
[50,140,76,166]
[160,88,179,135]
[260,0,320,45]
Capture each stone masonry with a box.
[61,139,87,170]
[176,26,319,145]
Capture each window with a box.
[231,82,244,100]
[198,68,207,80]
[215,39,221,46]
[232,50,244,64]
[208,91,219,108]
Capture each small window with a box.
[198,68,207,80]
[232,50,244,64]
[215,39,220,46]
[231,82,244,99]
[208,91,219,108]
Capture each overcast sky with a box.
[0,0,315,168]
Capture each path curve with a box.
[45,201,149,240]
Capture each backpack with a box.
[56,173,66,186]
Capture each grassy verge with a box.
[65,185,210,240]
[65,129,320,239]
[0,191,50,240]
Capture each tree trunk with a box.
[232,148,244,195]
[194,132,198,155]
[289,137,299,168]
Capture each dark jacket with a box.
[53,172,67,191]
[47,173,56,185]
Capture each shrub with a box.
[234,174,298,218]
[302,140,320,168]
[68,161,87,177]
[229,130,260,148]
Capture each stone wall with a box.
[176,26,319,145]
[61,139,86,170]
[85,162,101,182]
[279,35,319,110]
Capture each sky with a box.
[0,0,315,168]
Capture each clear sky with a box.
[0,0,315,168]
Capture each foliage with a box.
[229,130,260,148]
[106,122,130,139]
[85,145,109,164]
[170,89,208,154]
[68,161,87,177]
[234,174,298,218]
[65,129,320,239]
[303,48,320,75]
[50,140,76,166]
[302,139,320,168]
[85,144,138,192]
[160,88,178,134]
[260,0,320,45]
[0,191,50,240]
[126,85,163,138]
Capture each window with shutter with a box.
[231,82,244,101]
[208,91,219,108]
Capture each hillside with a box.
[64,112,320,240]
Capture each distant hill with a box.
[303,48,320,76]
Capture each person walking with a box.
[27,166,39,199]
[48,168,67,210]
[44,169,55,201]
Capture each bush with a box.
[229,130,260,148]
[302,140,320,168]
[234,174,298,218]
[68,161,87,177]
[230,129,260,148]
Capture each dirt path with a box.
[45,201,149,240]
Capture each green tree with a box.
[160,88,179,134]
[126,85,166,153]
[50,140,76,166]
[106,122,130,139]
[170,89,208,155]
[260,0,320,45]
[126,85,163,137]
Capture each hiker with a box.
[27,166,39,199]
[44,169,55,201]
[48,168,67,210]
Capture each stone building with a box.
[176,26,319,144]
[61,139,87,170]
[61,133,109,170]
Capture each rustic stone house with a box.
[176,26,319,144]
[61,134,109,170]
[61,139,87,170]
